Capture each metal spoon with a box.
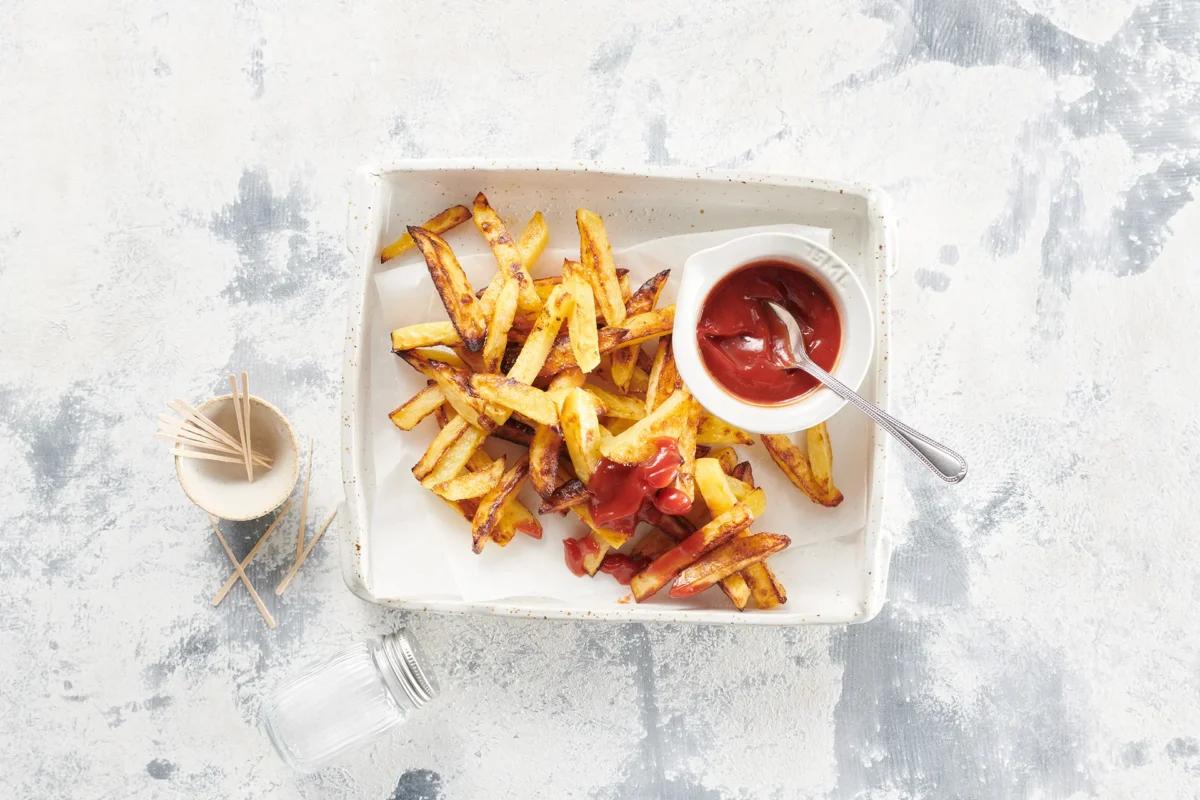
[765,300,968,483]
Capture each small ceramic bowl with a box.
[175,394,300,521]
[673,232,874,434]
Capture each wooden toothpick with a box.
[168,399,243,451]
[276,508,338,596]
[212,498,293,606]
[210,519,276,629]
[227,375,253,482]
[241,371,254,482]
[295,441,313,563]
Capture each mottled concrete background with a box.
[2,1,1199,798]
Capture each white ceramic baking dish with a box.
[340,161,895,625]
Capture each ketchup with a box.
[563,534,602,576]
[587,438,690,533]
[598,553,647,585]
[697,260,841,404]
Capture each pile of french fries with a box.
[384,194,844,609]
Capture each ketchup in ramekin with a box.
[696,260,841,405]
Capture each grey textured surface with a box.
[2,1,1199,798]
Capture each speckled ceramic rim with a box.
[174,393,300,521]
[341,160,896,625]
[673,232,874,434]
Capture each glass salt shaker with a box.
[261,629,439,771]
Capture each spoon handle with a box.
[799,360,968,483]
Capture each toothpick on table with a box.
[210,518,276,629]
[227,375,253,482]
[295,440,313,564]
[212,497,294,606]
[276,507,338,596]
[241,371,253,481]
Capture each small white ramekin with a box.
[673,232,874,434]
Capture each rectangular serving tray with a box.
[340,161,895,624]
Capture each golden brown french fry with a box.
[672,395,702,504]
[421,425,488,488]
[761,433,843,507]
[388,383,445,430]
[381,205,470,263]
[645,336,679,413]
[493,497,542,546]
[560,387,602,483]
[806,422,841,502]
[705,456,785,608]
[609,269,670,391]
[481,278,519,373]
[472,193,541,313]
[707,447,739,475]
[409,226,487,352]
[693,458,752,609]
[583,384,645,421]
[562,260,601,373]
[412,416,470,481]
[414,348,466,368]
[599,388,690,465]
[432,456,506,501]
[538,478,588,513]
[517,211,548,272]
[697,413,754,446]
[539,306,675,379]
[576,208,626,326]
[471,454,530,552]
[508,284,574,384]
[469,374,558,426]
[489,419,535,447]
[669,534,790,598]
[630,489,765,601]
[528,424,562,497]
[390,321,461,351]
[398,350,493,432]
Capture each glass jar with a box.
[261,629,438,771]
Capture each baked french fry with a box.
[493,497,542,545]
[539,306,675,379]
[583,384,645,421]
[472,193,541,313]
[707,447,739,476]
[413,347,466,368]
[630,528,676,561]
[409,226,487,352]
[391,321,461,351]
[538,478,588,513]
[604,417,636,435]
[529,424,563,497]
[672,395,702,504]
[481,278,519,373]
[508,284,574,384]
[571,505,628,549]
[630,489,765,601]
[697,413,754,446]
[694,457,752,610]
[609,270,670,391]
[761,433,843,507]
[598,388,690,465]
[645,336,679,413]
[806,422,842,503]
[469,374,558,426]
[518,211,548,272]
[421,425,488,488]
[381,205,470,263]
[489,419,535,448]
[562,260,601,373]
[388,383,445,430]
[432,456,506,501]
[398,350,493,432]
[412,415,469,481]
[471,454,530,552]
[576,209,626,326]
[669,534,790,598]
[560,387,602,483]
